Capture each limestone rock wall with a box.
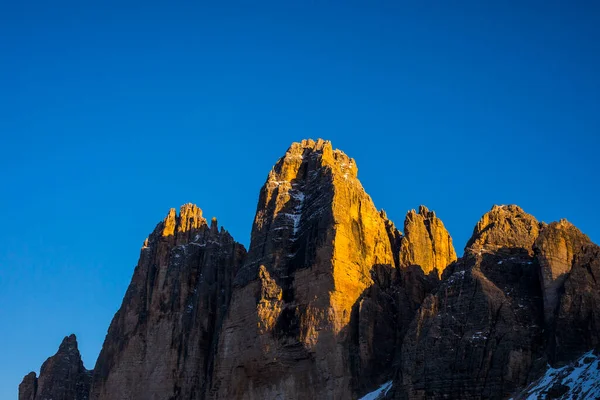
[533,220,591,325]
[399,205,545,399]
[19,335,92,400]
[89,204,246,400]
[553,242,600,364]
[399,205,457,277]
[17,140,600,400]
[212,139,395,399]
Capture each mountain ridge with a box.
[20,139,600,400]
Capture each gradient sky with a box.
[1,1,599,398]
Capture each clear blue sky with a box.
[1,1,599,398]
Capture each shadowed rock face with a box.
[357,206,456,397]
[19,334,92,400]
[553,241,600,364]
[399,205,545,400]
[89,204,246,400]
[17,141,600,400]
[212,139,396,399]
[533,220,591,326]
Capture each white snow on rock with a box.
[285,186,306,235]
[512,350,600,400]
[359,381,393,400]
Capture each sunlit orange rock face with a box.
[89,204,246,400]
[533,219,590,325]
[21,140,600,400]
[533,220,600,365]
[399,205,457,277]
[212,139,396,399]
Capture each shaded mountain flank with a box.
[20,140,600,400]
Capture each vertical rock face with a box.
[212,139,396,399]
[352,206,455,396]
[19,334,92,400]
[399,205,457,277]
[552,242,600,364]
[90,204,246,400]
[380,210,403,268]
[19,372,37,400]
[400,205,545,399]
[533,220,591,326]
[16,140,600,400]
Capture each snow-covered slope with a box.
[513,350,600,399]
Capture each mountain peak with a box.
[18,141,600,400]
[466,204,540,255]
[400,205,456,276]
[272,139,358,183]
[19,334,91,400]
[147,203,208,247]
[57,333,79,352]
[161,203,206,237]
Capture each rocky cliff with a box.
[19,334,91,400]
[399,205,545,399]
[399,206,457,277]
[18,140,599,400]
[211,139,399,399]
[89,204,246,400]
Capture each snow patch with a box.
[286,187,306,235]
[513,350,600,400]
[359,381,393,400]
[447,270,466,285]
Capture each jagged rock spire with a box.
[16,140,600,400]
[534,219,591,325]
[399,205,456,277]
[214,139,395,399]
[89,204,246,400]
[19,334,91,400]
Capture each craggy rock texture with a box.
[17,141,600,400]
[90,204,246,400]
[399,205,457,277]
[466,205,540,256]
[352,263,440,397]
[552,242,600,364]
[19,372,37,400]
[19,334,92,400]
[533,220,591,326]
[355,206,456,396]
[212,139,396,399]
[399,205,545,399]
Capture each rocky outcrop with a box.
[399,205,457,277]
[512,349,600,400]
[466,205,540,256]
[533,220,591,326]
[399,205,545,399]
[19,372,37,400]
[552,242,600,364]
[90,204,246,400]
[16,140,600,400]
[212,139,396,399]
[19,334,92,400]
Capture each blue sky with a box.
[1,1,599,398]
